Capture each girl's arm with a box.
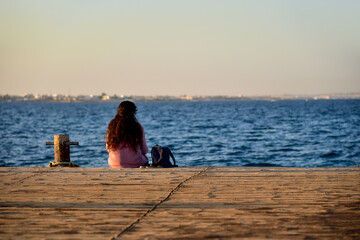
[140,125,148,155]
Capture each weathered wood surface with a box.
[0,167,359,239]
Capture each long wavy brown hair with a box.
[106,101,143,152]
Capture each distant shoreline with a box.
[1,93,360,102]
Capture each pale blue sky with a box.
[1,0,359,96]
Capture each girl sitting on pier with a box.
[106,101,149,168]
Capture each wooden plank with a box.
[0,167,200,240]
[116,167,360,240]
[0,167,359,239]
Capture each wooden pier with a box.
[0,167,359,239]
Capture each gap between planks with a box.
[109,166,212,240]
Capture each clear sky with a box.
[1,0,359,96]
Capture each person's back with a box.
[106,101,148,168]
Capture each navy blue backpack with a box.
[151,145,178,168]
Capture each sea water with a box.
[0,100,359,167]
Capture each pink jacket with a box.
[107,126,149,168]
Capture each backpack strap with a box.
[166,147,177,166]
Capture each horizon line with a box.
[1,92,360,97]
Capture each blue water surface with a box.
[0,100,359,167]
